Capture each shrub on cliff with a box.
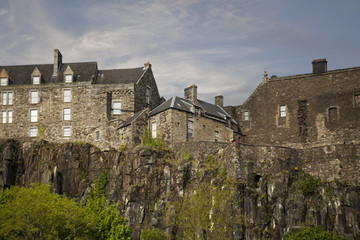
[283,226,347,240]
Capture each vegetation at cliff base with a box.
[298,173,320,196]
[283,226,348,240]
[0,173,131,240]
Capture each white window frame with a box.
[2,92,13,105]
[63,126,71,137]
[0,77,8,86]
[30,90,39,104]
[29,127,38,137]
[63,89,71,102]
[65,74,73,83]
[187,120,193,138]
[30,109,38,122]
[32,76,40,85]
[2,110,6,123]
[152,122,157,138]
[280,105,286,117]
[244,111,249,121]
[63,108,71,121]
[7,110,12,123]
[214,131,219,142]
[113,100,121,115]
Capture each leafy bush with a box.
[298,174,320,196]
[283,226,347,240]
[142,130,167,149]
[140,227,169,240]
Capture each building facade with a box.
[0,49,161,149]
[225,59,360,147]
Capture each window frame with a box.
[2,91,13,105]
[95,131,100,141]
[65,74,73,83]
[29,127,38,137]
[63,89,72,102]
[63,126,71,137]
[146,86,151,105]
[30,90,39,104]
[30,109,38,123]
[279,105,287,117]
[113,100,121,115]
[187,120,193,138]
[244,111,249,121]
[214,131,219,142]
[151,122,157,138]
[0,77,8,86]
[32,76,40,85]
[63,107,71,121]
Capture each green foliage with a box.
[0,183,93,239]
[298,174,320,196]
[205,155,215,164]
[180,146,193,162]
[84,173,132,240]
[171,179,242,240]
[140,227,169,240]
[283,226,348,240]
[142,130,167,149]
[36,123,47,140]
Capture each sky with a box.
[0,0,359,106]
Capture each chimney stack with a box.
[143,61,151,69]
[53,49,63,76]
[184,84,197,103]
[215,93,223,107]
[312,58,327,74]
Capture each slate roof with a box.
[119,109,147,128]
[149,96,236,124]
[96,68,145,84]
[0,62,146,85]
[0,62,98,85]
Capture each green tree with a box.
[171,179,242,240]
[84,173,132,240]
[0,183,93,240]
[140,227,169,240]
[283,226,348,240]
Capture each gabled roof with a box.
[96,67,146,84]
[119,109,147,128]
[149,96,236,124]
[0,62,98,85]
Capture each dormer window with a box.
[0,77,7,86]
[65,74,73,83]
[32,76,40,84]
[63,65,74,83]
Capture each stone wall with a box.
[229,67,360,147]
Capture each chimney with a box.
[143,61,151,69]
[53,49,63,76]
[215,93,223,107]
[184,84,197,103]
[312,58,327,74]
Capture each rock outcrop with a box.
[0,139,359,239]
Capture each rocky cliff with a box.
[0,139,359,239]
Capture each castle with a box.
[1,50,359,149]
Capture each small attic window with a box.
[65,74,73,83]
[32,76,40,85]
[0,77,8,86]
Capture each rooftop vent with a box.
[312,58,327,74]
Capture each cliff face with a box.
[1,139,359,240]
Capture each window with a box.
[30,109,38,122]
[2,92,13,105]
[146,86,151,104]
[29,127,38,137]
[63,127,71,137]
[65,74,73,83]
[214,131,219,142]
[113,101,121,115]
[328,107,338,122]
[95,131,100,141]
[0,77,7,86]
[8,110,12,123]
[33,76,40,84]
[63,108,71,120]
[2,111,6,123]
[30,90,39,104]
[152,122,157,138]
[280,105,286,117]
[63,89,71,102]
[244,111,249,121]
[187,120,193,138]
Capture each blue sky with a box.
[0,0,359,105]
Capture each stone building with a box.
[120,84,241,146]
[225,59,360,147]
[0,49,161,149]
